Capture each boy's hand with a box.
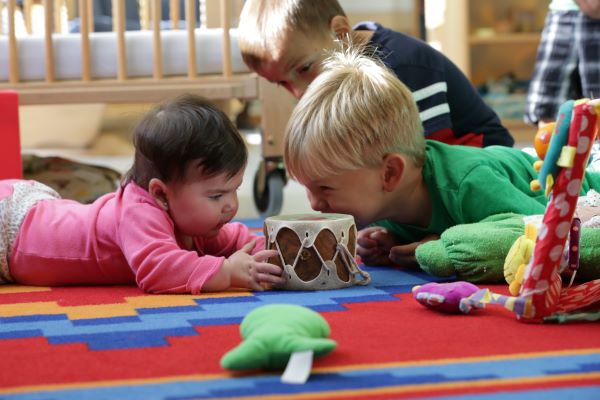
[357,227,397,265]
[388,234,439,268]
[357,228,439,268]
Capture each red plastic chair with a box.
[0,91,22,179]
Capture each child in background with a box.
[283,48,600,268]
[0,94,284,293]
[525,0,600,127]
[237,0,514,148]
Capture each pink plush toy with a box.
[412,282,481,314]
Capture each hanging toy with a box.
[534,122,555,160]
[414,99,600,323]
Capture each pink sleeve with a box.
[118,204,224,294]
[199,222,265,256]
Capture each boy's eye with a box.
[298,62,313,74]
[209,194,222,200]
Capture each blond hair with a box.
[237,0,345,69]
[284,47,425,183]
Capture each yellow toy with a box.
[504,223,538,296]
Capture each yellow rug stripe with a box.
[0,285,51,294]
[0,290,252,319]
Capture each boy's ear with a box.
[381,154,405,192]
[330,15,351,38]
[148,178,170,210]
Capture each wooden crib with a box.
[0,0,294,216]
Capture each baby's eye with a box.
[209,194,222,201]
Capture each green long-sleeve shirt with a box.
[377,140,600,243]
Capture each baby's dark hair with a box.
[123,94,247,189]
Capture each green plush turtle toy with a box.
[220,304,336,371]
[415,213,600,283]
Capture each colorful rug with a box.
[1,219,600,399]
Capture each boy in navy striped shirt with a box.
[237,0,514,147]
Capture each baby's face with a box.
[166,168,244,239]
[300,167,386,229]
[255,30,335,98]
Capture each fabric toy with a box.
[220,304,336,371]
[462,99,600,322]
[534,122,555,160]
[412,281,480,313]
[504,217,584,296]
[414,98,600,323]
[415,213,528,283]
[503,221,538,295]
[510,98,600,321]
[415,210,600,284]
[530,100,575,195]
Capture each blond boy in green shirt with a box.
[283,48,600,268]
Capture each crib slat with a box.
[152,0,163,80]
[170,0,180,30]
[54,0,63,33]
[7,0,19,83]
[78,0,91,81]
[24,0,33,34]
[114,0,128,80]
[0,1,3,36]
[44,0,56,82]
[186,0,197,78]
[87,0,94,32]
[140,0,150,30]
[201,0,214,28]
[220,0,232,78]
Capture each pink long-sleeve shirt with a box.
[8,181,263,293]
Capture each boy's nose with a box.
[310,196,328,212]
[291,86,304,99]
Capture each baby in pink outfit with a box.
[0,95,284,294]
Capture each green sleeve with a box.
[372,219,428,245]
[455,165,547,223]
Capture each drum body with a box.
[264,213,370,290]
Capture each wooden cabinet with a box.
[426,0,546,85]
[425,0,548,143]
[342,0,423,38]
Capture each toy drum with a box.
[264,213,371,290]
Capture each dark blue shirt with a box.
[356,22,514,147]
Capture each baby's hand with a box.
[224,240,284,291]
[356,227,398,265]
